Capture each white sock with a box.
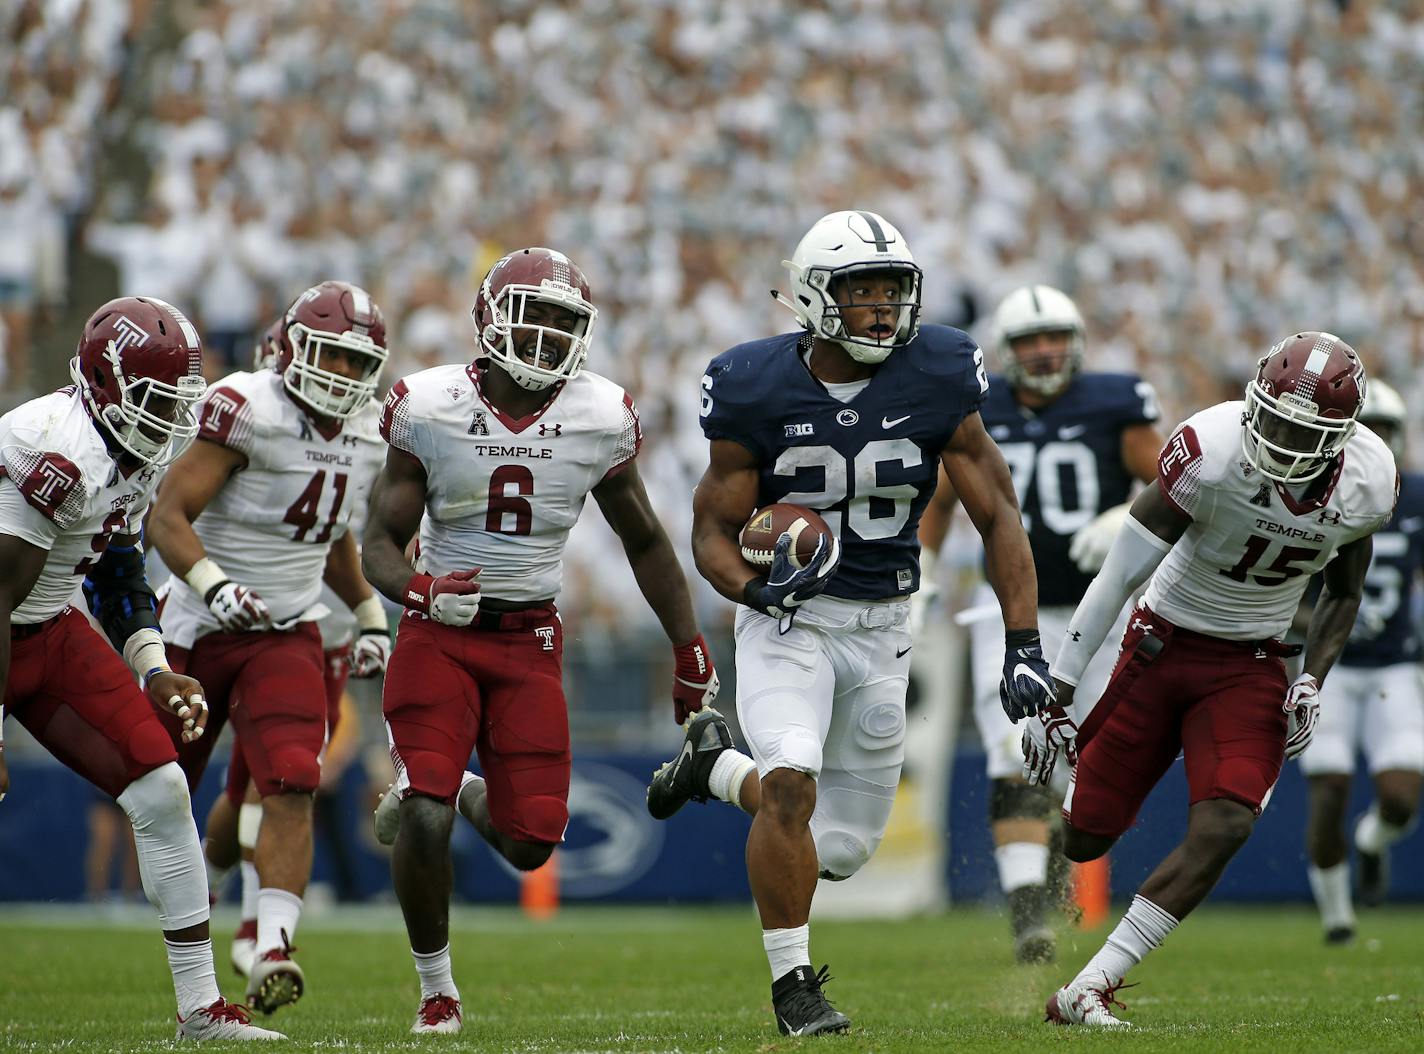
[994,842,1049,893]
[1071,895,1178,990]
[1307,862,1356,931]
[239,862,259,923]
[204,851,235,905]
[165,938,221,1017]
[763,924,811,982]
[412,944,460,1001]
[709,750,757,809]
[1355,807,1410,854]
[256,888,303,955]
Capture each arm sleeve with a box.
[1053,516,1173,686]
[82,541,161,652]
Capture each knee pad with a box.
[237,802,263,851]
[989,779,1055,824]
[501,794,569,846]
[265,743,321,796]
[126,719,180,772]
[815,828,871,881]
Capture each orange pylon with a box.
[520,851,559,919]
[1072,857,1110,929]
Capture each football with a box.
[739,502,833,570]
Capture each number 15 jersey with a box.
[1146,401,1397,641]
[161,369,386,646]
[380,363,640,603]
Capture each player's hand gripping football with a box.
[1022,691,1079,786]
[205,580,272,632]
[1283,673,1321,760]
[999,629,1056,721]
[148,670,209,744]
[671,634,720,724]
[746,531,840,619]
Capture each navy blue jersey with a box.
[1341,471,1424,668]
[982,371,1159,607]
[701,325,986,600]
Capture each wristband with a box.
[402,573,435,613]
[354,595,389,634]
[741,576,769,611]
[1005,628,1042,650]
[123,628,171,688]
[185,557,231,603]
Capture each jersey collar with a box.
[466,362,563,434]
[1274,452,1344,516]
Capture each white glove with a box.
[1353,606,1386,639]
[1283,673,1320,760]
[1069,502,1132,575]
[207,581,272,632]
[416,569,481,627]
[910,548,940,639]
[351,632,391,677]
[1021,705,1079,786]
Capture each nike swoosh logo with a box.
[882,415,911,429]
[896,646,912,658]
[675,740,693,769]
[1058,424,1087,440]
[1013,663,1052,695]
[779,1019,807,1037]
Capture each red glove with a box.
[672,634,720,724]
[403,569,481,627]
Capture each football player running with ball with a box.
[362,247,719,1036]
[645,211,1053,1036]
[0,298,281,1040]
[1301,380,1424,942]
[916,285,1163,963]
[1035,334,1397,1027]
[147,281,391,1015]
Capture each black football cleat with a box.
[1357,846,1389,908]
[771,964,851,1036]
[646,707,732,820]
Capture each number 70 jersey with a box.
[1145,400,1397,641]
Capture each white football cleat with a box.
[374,783,401,846]
[245,933,305,1015]
[175,998,286,1040]
[412,994,463,1034]
[1045,977,1134,1028]
[231,918,257,978]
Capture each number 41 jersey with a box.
[701,326,986,600]
[161,369,386,646]
[380,363,640,603]
[1146,400,1397,641]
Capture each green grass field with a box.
[1,903,1421,1052]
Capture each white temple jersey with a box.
[380,363,641,603]
[1144,401,1397,640]
[161,370,385,646]
[0,389,161,623]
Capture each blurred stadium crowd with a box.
[3,0,1423,636]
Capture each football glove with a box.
[744,531,839,619]
[671,634,720,724]
[1000,629,1055,721]
[1283,673,1320,760]
[205,581,272,632]
[909,547,940,638]
[1069,502,1131,574]
[1021,704,1079,786]
[404,568,482,627]
[351,631,391,677]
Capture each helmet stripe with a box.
[857,211,890,252]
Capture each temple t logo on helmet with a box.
[772,211,922,364]
[472,248,597,392]
[70,296,207,467]
[278,281,389,419]
[1242,331,1366,483]
[990,285,1086,398]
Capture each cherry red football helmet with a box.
[1243,331,1366,482]
[278,281,388,418]
[471,247,597,391]
[70,296,207,466]
[252,316,284,372]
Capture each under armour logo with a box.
[1130,618,1154,634]
[111,316,151,353]
[534,626,555,651]
[538,423,562,438]
[1318,509,1341,525]
[1070,631,1082,642]
[1249,482,1272,508]
[468,410,489,436]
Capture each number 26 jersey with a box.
[1146,400,1397,641]
[380,363,640,603]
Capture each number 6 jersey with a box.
[161,369,386,646]
[1147,400,1397,640]
[379,363,640,602]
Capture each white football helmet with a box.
[991,285,1085,397]
[1358,377,1405,459]
[774,211,921,364]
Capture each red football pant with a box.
[162,622,327,797]
[1066,605,1289,840]
[384,611,569,844]
[5,609,176,798]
